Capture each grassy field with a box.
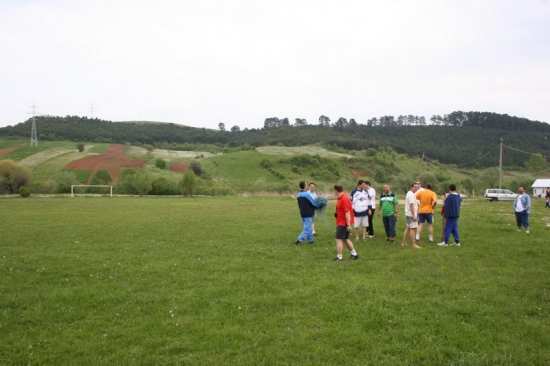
[1,195,549,365]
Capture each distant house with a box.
[531,179,550,197]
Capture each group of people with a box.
[294,180,464,261]
[295,180,534,260]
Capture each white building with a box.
[531,179,550,198]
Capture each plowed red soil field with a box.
[65,144,148,183]
[0,146,20,157]
[170,162,189,173]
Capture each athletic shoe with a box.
[313,232,318,236]
[368,235,374,238]
[429,240,434,243]
[415,239,420,243]
[355,237,360,241]
[333,257,342,261]
[350,254,359,260]
[517,230,522,233]
[437,242,448,247]
[308,242,314,245]
[294,240,301,246]
[526,231,530,235]
[450,242,460,246]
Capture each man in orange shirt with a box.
[415,182,437,243]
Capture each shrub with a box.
[179,171,198,196]
[19,186,31,197]
[154,158,167,170]
[151,177,179,195]
[0,160,31,194]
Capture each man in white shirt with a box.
[308,183,318,236]
[402,182,422,249]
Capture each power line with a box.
[503,144,550,159]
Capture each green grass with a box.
[0,139,25,149]
[1,196,549,364]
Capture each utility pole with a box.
[90,103,94,119]
[29,103,38,146]
[499,137,503,188]
[419,152,424,173]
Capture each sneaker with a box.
[333,257,342,261]
[313,232,318,236]
[350,254,359,260]
[526,231,530,235]
[415,238,420,243]
[368,235,374,238]
[517,229,522,233]
[294,240,301,246]
[308,241,314,245]
[429,240,434,243]
[450,242,460,246]
[437,242,448,247]
[355,237,360,241]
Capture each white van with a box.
[484,188,518,201]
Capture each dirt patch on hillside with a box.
[105,144,125,154]
[0,146,20,157]
[66,154,148,183]
[351,169,369,178]
[170,162,189,173]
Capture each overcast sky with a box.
[1,0,549,130]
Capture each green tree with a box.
[132,169,152,196]
[0,159,31,194]
[318,115,331,126]
[54,171,78,193]
[151,176,178,195]
[189,160,203,176]
[155,158,167,170]
[179,171,198,196]
[76,142,85,152]
[525,153,548,173]
[479,167,500,188]
[91,169,112,185]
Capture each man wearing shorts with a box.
[402,182,422,249]
[351,180,369,240]
[333,184,359,261]
[415,182,437,243]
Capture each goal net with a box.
[71,185,113,197]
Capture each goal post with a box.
[71,185,113,197]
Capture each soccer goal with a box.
[71,185,113,197]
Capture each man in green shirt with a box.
[377,184,399,242]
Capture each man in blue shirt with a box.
[295,181,319,245]
[513,185,531,235]
[438,184,462,247]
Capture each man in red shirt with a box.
[333,184,360,261]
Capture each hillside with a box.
[0,138,538,197]
[1,111,549,168]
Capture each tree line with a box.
[1,111,549,168]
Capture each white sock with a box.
[429,235,433,241]
[416,234,420,240]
